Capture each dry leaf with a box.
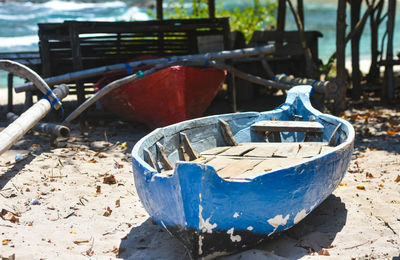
[366,172,374,179]
[356,186,366,190]
[88,158,97,163]
[387,130,397,135]
[103,175,117,184]
[120,142,127,149]
[379,184,384,188]
[338,183,347,187]
[318,249,330,256]
[115,199,120,207]
[96,185,101,194]
[395,175,400,183]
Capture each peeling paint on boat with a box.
[294,209,307,224]
[233,212,239,218]
[247,226,254,231]
[199,205,217,233]
[227,227,242,242]
[267,214,290,235]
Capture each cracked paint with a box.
[233,212,239,218]
[227,227,241,242]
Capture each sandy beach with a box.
[0,88,399,259]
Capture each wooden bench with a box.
[251,120,324,142]
[38,18,231,105]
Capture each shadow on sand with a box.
[119,194,347,260]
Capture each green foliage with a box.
[147,0,277,43]
[219,0,277,43]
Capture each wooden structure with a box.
[247,30,322,77]
[38,18,231,105]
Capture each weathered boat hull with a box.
[131,86,355,258]
[95,65,225,128]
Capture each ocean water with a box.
[0,0,399,88]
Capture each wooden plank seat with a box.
[199,142,332,179]
[251,120,324,142]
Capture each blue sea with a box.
[0,0,399,88]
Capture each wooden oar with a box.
[14,45,275,93]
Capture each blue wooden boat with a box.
[131,85,354,258]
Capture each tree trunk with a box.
[368,0,383,82]
[384,0,396,101]
[351,0,362,100]
[335,0,347,114]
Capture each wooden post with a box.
[335,0,347,114]
[228,73,237,113]
[350,0,362,100]
[68,22,86,105]
[7,73,13,112]
[208,0,215,19]
[156,0,163,20]
[385,0,396,101]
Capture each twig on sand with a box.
[344,239,378,250]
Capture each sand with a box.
[0,88,399,259]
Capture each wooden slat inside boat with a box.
[199,142,333,179]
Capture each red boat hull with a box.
[95,66,225,128]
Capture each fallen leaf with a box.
[103,207,112,217]
[338,183,347,187]
[387,130,397,135]
[366,172,374,179]
[88,158,97,163]
[395,175,400,183]
[2,239,10,245]
[103,175,117,184]
[318,249,330,256]
[73,240,89,245]
[116,199,120,207]
[96,185,101,194]
[121,142,127,149]
[379,184,384,188]
[356,186,366,190]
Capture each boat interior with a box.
[143,117,341,180]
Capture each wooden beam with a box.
[156,0,163,20]
[156,142,173,170]
[219,119,238,146]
